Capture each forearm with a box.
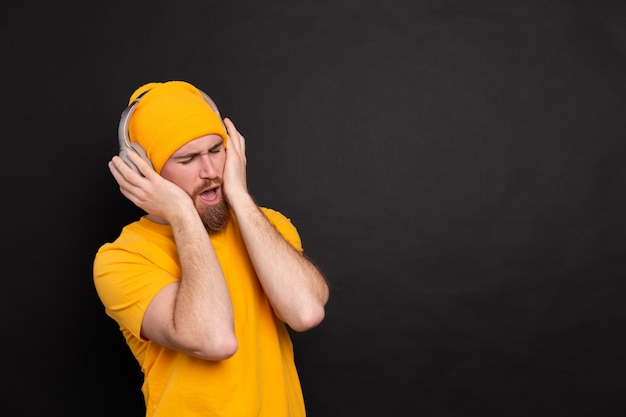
[112,148,236,358]
[228,192,329,331]
[166,208,236,358]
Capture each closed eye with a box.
[209,142,223,153]
[174,141,224,164]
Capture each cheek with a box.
[160,166,178,183]
[160,168,195,194]
[216,154,227,173]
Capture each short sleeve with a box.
[93,243,178,339]
[260,208,303,253]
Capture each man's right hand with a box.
[108,150,195,223]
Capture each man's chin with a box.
[198,199,229,234]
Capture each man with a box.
[93,80,329,417]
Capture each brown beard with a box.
[198,198,229,234]
[193,179,230,234]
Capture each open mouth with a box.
[199,186,220,204]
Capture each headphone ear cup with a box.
[131,142,153,170]
[119,142,153,175]
[118,147,139,174]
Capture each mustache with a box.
[192,178,223,196]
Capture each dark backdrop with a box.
[2,1,625,416]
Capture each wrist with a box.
[225,189,256,212]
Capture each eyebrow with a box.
[172,140,224,160]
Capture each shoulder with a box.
[94,218,177,275]
[260,207,288,222]
[259,207,303,252]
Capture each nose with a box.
[199,154,218,179]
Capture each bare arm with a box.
[109,151,237,359]
[222,118,329,331]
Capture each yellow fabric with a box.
[93,208,306,417]
[127,81,228,173]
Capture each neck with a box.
[145,214,168,225]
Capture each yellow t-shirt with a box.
[93,208,306,417]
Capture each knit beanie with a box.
[127,81,227,173]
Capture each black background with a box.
[2,1,626,416]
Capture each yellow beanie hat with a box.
[127,81,227,173]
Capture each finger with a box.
[223,117,235,136]
[223,118,246,156]
[126,151,157,178]
[109,155,148,191]
[224,118,241,143]
[109,156,133,183]
[108,159,138,199]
